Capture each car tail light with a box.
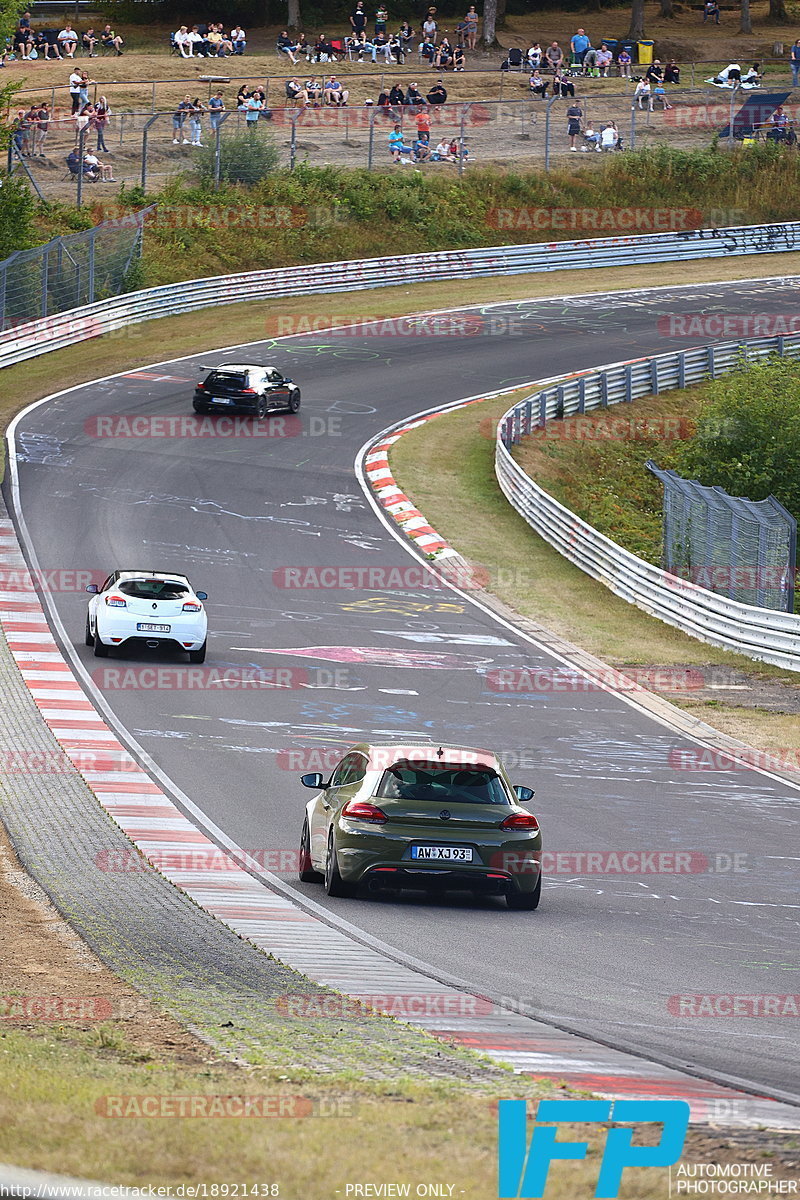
[196,383,206,391]
[105,595,126,607]
[182,601,202,612]
[240,387,257,394]
[342,800,387,824]
[500,812,540,831]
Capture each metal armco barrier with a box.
[1,221,799,371]
[495,335,800,672]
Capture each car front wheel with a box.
[85,614,94,647]
[256,395,269,419]
[287,390,301,413]
[324,829,355,897]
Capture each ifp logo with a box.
[498,1099,689,1197]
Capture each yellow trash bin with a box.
[637,40,654,64]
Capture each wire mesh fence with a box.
[647,462,797,612]
[0,207,153,330]
[9,85,798,204]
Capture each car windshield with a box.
[206,371,247,389]
[117,580,190,600]
[376,766,508,805]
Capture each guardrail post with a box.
[41,247,49,319]
[524,398,533,434]
[538,393,547,428]
[556,385,565,418]
[778,335,786,357]
[625,364,633,401]
[708,344,716,378]
[141,114,159,193]
[678,351,686,388]
[600,373,608,408]
[578,377,586,413]
[650,358,659,394]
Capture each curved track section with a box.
[6,280,800,1103]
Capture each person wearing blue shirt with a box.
[570,28,590,65]
[792,39,800,87]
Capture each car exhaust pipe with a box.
[146,640,159,648]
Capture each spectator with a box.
[82,28,98,56]
[422,13,437,40]
[325,75,349,105]
[12,109,31,156]
[601,120,619,150]
[633,77,652,109]
[399,20,415,54]
[350,2,367,35]
[415,102,431,140]
[433,136,457,160]
[245,91,264,127]
[403,82,422,105]
[305,76,324,104]
[529,69,548,98]
[389,81,405,104]
[78,70,93,108]
[570,27,589,66]
[453,42,465,70]
[566,100,582,149]
[188,25,207,55]
[741,62,761,84]
[277,31,298,63]
[13,21,34,59]
[230,25,246,53]
[527,42,542,69]
[375,5,388,36]
[373,31,395,62]
[35,30,61,60]
[174,26,193,57]
[582,45,598,75]
[57,22,78,57]
[93,95,110,151]
[436,37,453,69]
[101,25,123,55]
[172,94,193,143]
[313,34,336,61]
[703,0,720,22]
[715,62,741,83]
[68,69,83,114]
[208,90,225,130]
[552,68,575,97]
[76,104,94,140]
[427,79,447,103]
[83,149,114,181]
[67,146,97,179]
[596,43,613,76]
[663,59,680,84]
[188,97,206,145]
[285,77,308,105]
[652,81,672,109]
[645,58,663,83]
[31,101,50,155]
[413,136,431,161]
[236,83,252,106]
[792,39,800,88]
[206,27,228,56]
[464,4,479,50]
[419,36,436,63]
[294,32,311,59]
[618,46,632,78]
[582,124,601,150]
[545,41,563,72]
[389,121,413,160]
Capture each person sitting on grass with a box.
[529,69,548,98]
[230,25,246,54]
[703,0,720,22]
[413,135,431,161]
[432,135,457,160]
[101,25,123,55]
[582,124,601,150]
[404,81,423,105]
[601,120,619,150]
[426,79,447,104]
[552,68,575,97]
[452,42,465,70]
[663,59,680,83]
[389,121,413,160]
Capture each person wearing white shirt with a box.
[174,26,193,57]
[58,23,78,57]
[601,121,619,150]
[230,25,246,53]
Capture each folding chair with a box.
[507,47,524,71]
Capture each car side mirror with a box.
[301,772,325,789]
[514,785,535,802]
[85,584,99,594]
[196,591,208,601]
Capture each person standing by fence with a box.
[94,96,110,152]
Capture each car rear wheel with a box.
[298,818,323,884]
[187,640,206,664]
[93,632,109,657]
[324,829,355,898]
[287,390,301,413]
[256,395,268,419]
[85,614,94,647]
[193,402,209,414]
[506,874,541,911]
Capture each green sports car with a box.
[298,742,542,910]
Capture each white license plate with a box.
[212,397,235,405]
[137,623,170,633]
[410,846,473,862]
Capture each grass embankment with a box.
[27,145,800,287]
[389,387,800,751]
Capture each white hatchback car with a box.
[85,571,208,661]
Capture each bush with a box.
[675,357,800,519]
[196,130,279,188]
[0,174,36,261]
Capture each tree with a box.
[628,0,646,40]
[660,0,675,18]
[483,0,498,47]
[287,0,301,31]
[768,0,787,20]
[740,0,752,34]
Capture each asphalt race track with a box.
[7,278,800,1104]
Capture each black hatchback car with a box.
[193,363,301,418]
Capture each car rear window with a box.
[206,372,248,389]
[376,766,508,805]
[117,580,190,600]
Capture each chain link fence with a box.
[647,462,797,612]
[9,85,798,203]
[0,207,153,330]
